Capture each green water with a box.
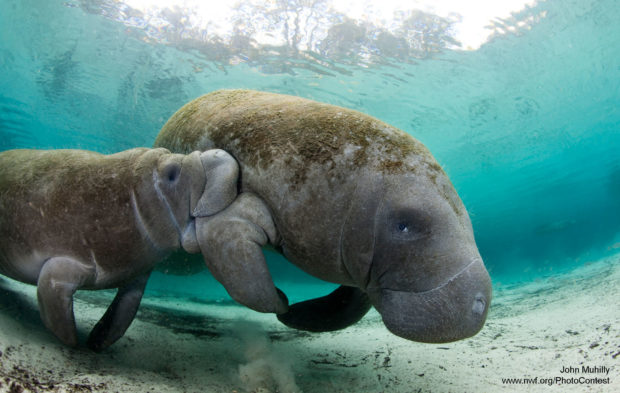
[0,0,618,299]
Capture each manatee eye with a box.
[388,209,430,241]
[164,163,181,183]
[397,222,410,233]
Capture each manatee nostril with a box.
[472,292,486,316]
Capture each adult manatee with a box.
[155,90,492,343]
[0,147,238,349]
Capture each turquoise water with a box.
[0,0,618,299]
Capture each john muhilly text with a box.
[501,364,614,386]
[560,365,611,375]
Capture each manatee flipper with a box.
[192,149,240,217]
[86,272,150,352]
[277,286,372,332]
[196,193,288,314]
[37,256,96,347]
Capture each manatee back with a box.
[155,90,438,192]
[0,149,145,221]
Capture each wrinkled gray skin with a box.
[155,90,492,343]
[0,147,238,350]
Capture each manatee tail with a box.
[277,286,371,332]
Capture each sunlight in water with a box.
[122,0,541,50]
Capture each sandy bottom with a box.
[1,254,618,393]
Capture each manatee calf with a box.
[155,89,492,343]
[0,147,238,349]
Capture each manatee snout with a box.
[370,258,491,343]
